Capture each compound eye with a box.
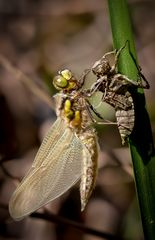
[60,69,72,80]
[53,75,68,89]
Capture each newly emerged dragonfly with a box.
[87,42,150,144]
[9,69,99,221]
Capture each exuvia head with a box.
[53,69,77,91]
[92,57,111,77]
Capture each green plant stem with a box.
[108,0,155,239]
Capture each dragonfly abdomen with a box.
[78,130,98,211]
[115,103,135,145]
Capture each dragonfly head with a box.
[92,58,111,77]
[53,69,78,92]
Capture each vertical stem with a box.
[108,0,155,239]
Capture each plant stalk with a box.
[108,0,155,239]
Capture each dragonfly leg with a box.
[114,73,149,89]
[87,76,107,97]
[78,69,91,87]
[111,40,128,72]
[101,49,117,59]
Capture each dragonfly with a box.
[86,42,150,144]
[9,69,99,221]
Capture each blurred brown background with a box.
[0,0,155,239]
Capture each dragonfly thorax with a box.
[62,98,82,128]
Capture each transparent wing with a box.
[9,119,83,220]
[32,117,65,167]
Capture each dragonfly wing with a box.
[9,123,83,220]
[32,117,65,167]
